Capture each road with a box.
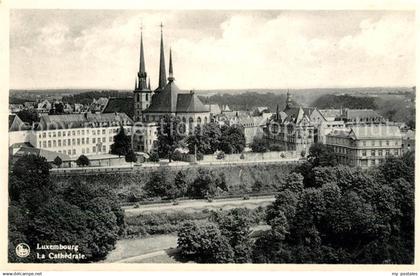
[123,195,276,216]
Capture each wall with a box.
[201,150,297,163]
[51,162,298,202]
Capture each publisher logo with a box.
[16,243,30,258]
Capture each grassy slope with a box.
[51,162,297,201]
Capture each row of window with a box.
[361,149,399,157]
[57,145,107,156]
[39,136,113,148]
[38,128,121,139]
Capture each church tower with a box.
[133,27,152,121]
[155,23,167,94]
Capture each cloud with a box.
[9,10,415,90]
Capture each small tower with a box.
[133,25,152,122]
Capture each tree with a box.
[186,122,222,155]
[307,143,337,167]
[143,169,178,199]
[177,221,234,263]
[53,156,63,168]
[16,109,39,125]
[125,150,137,163]
[174,170,188,198]
[219,125,246,154]
[110,126,131,157]
[187,169,227,199]
[76,155,90,167]
[250,137,268,153]
[148,151,160,162]
[210,208,253,263]
[156,116,186,162]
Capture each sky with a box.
[10,10,415,90]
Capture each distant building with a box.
[265,92,315,153]
[326,125,402,167]
[102,97,134,119]
[340,109,385,125]
[205,104,222,116]
[401,130,415,153]
[28,113,133,157]
[37,99,52,113]
[310,108,346,144]
[8,114,31,147]
[130,26,210,153]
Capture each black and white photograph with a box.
[4,5,416,269]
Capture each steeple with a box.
[168,48,174,82]
[157,22,167,91]
[136,26,148,90]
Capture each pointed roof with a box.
[168,48,174,82]
[139,31,146,74]
[136,29,149,91]
[176,92,210,113]
[156,23,167,92]
[145,81,180,113]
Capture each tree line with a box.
[176,144,415,264]
[8,155,125,263]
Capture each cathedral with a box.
[132,26,210,153]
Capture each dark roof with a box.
[145,81,209,114]
[176,93,209,113]
[9,114,30,131]
[344,109,383,120]
[38,113,133,130]
[14,147,72,162]
[145,81,180,113]
[102,97,134,119]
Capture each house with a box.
[326,125,402,167]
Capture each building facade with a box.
[326,125,402,167]
[265,92,315,153]
[28,113,133,157]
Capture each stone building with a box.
[326,125,402,167]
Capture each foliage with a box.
[61,90,132,105]
[9,157,124,263]
[253,154,414,264]
[156,116,186,161]
[171,150,187,161]
[307,143,337,167]
[76,155,90,167]
[269,144,284,151]
[187,169,228,199]
[250,137,268,153]
[125,150,137,163]
[110,126,131,157]
[16,109,39,124]
[48,102,65,115]
[196,151,204,161]
[53,156,63,167]
[148,151,160,162]
[178,221,234,263]
[312,94,377,109]
[219,125,246,154]
[210,208,253,263]
[216,151,225,160]
[186,122,222,155]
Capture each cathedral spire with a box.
[139,28,146,74]
[137,25,148,90]
[157,22,167,91]
[168,48,174,82]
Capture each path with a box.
[123,195,275,216]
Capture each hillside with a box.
[51,162,297,203]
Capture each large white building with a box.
[326,125,402,167]
[9,113,133,159]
